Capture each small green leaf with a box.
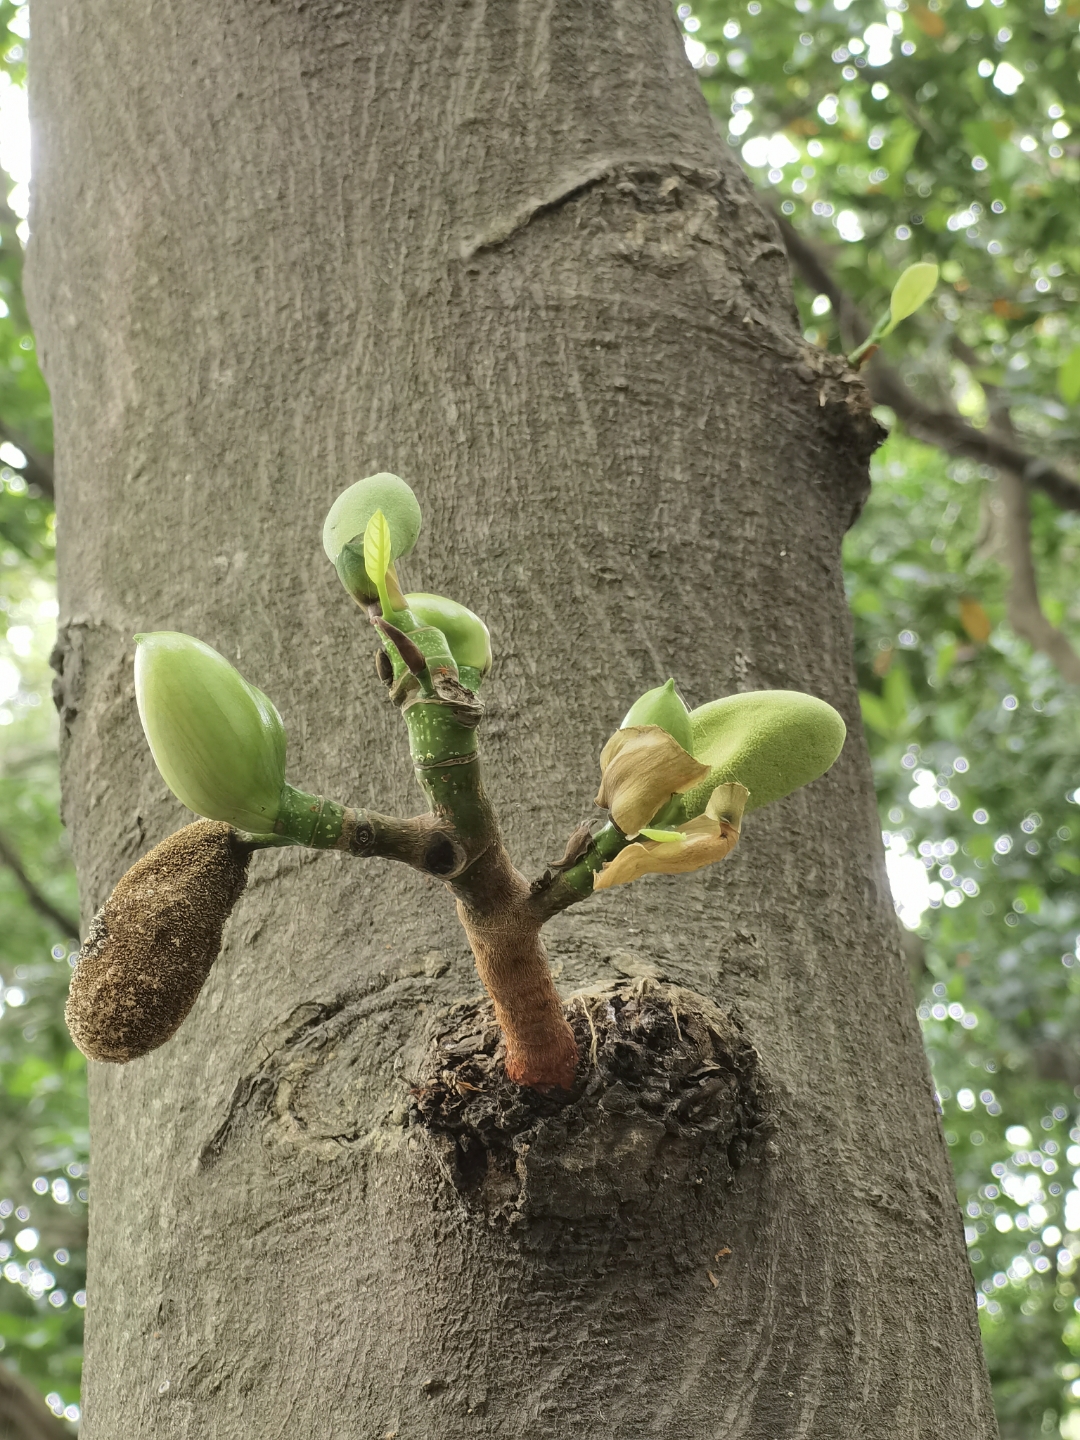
[887,262,939,330]
[639,827,686,843]
[1058,347,1080,407]
[858,690,893,739]
[364,509,393,614]
[935,641,957,683]
[882,662,917,730]
[322,472,422,603]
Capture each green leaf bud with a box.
[621,678,693,755]
[322,473,422,601]
[134,632,287,833]
[405,592,492,674]
[675,689,845,820]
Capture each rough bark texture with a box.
[27,2,995,1436]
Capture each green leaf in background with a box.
[1059,348,1080,408]
[888,262,940,331]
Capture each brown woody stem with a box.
[283,632,608,1089]
[453,846,578,1090]
[400,699,579,1090]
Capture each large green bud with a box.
[322,473,422,602]
[134,633,287,833]
[675,689,845,820]
[405,592,492,676]
[621,678,693,755]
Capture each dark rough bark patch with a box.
[411,983,766,1230]
[793,342,888,530]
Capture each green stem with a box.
[254,783,465,874]
[529,823,628,922]
[847,309,891,368]
[255,659,585,1089]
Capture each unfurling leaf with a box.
[887,262,939,330]
[639,827,686,843]
[364,509,393,611]
[595,725,708,838]
[65,822,251,1062]
[960,596,992,645]
[135,632,287,833]
[323,473,423,602]
[594,783,748,890]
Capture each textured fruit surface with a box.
[321,472,422,587]
[677,689,846,818]
[406,592,492,673]
[65,821,250,1062]
[621,678,693,755]
[135,632,286,832]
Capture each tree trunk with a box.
[27,2,995,1435]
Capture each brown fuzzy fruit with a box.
[66,821,252,1063]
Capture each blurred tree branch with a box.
[777,215,1080,515]
[778,214,1080,685]
[0,829,77,937]
[0,1362,70,1440]
[0,419,54,500]
[996,469,1080,684]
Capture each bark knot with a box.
[410,982,766,1231]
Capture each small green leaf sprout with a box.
[363,508,408,618]
[323,471,422,604]
[847,261,939,369]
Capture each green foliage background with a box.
[0,0,1078,1432]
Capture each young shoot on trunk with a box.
[67,474,846,1091]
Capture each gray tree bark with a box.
[27,1,995,1436]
